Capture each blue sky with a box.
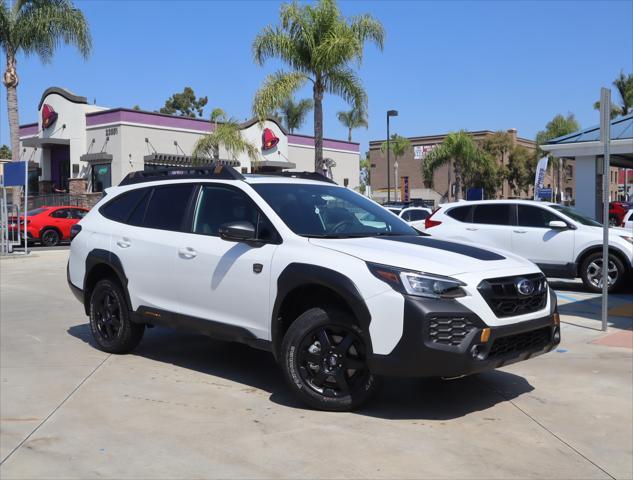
[1,0,632,154]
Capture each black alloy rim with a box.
[42,230,58,245]
[94,290,122,340]
[297,325,369,398]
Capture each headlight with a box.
[367,263,466,299]
[620,236,633,245]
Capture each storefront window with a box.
[28,170,39,195]
[92,163,112,192]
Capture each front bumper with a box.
[368,290,560,378]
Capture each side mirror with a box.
[219,221,256,242]
[549,220,568,229]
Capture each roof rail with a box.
[253,171,337,184]
[119,162,244,186]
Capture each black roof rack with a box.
[252,171,337,184]
[119,162,244,186]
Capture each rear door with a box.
[48,208,73,239]
[465,203,514,251]
[512,204,575,268]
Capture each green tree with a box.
[536,113,580,202]
[193,118,258,165]
[594,70,633,119]
[159,87,208,118]
[359,150,371,194]
[506,145,536,196]
[463,151,501,199]
[277,97,313,133]
[210,107,226,123]
[480,131,513,160]
[337,105,368,142]
[421,131,484,201]
[252,0,384,170]
[132,105,141,111]
[1,0,91,160]
[0,143,11,159]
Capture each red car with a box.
[9,206,89,246]
[608,202,632,226]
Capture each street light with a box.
[386,110,398,203]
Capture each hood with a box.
[309,235,537,276]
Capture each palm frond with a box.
[193,119,259,162]
[350,14,385,52]
[324,67,367,110]
[252,70,309,121]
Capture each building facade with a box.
[18,87,360,201]
[368,129,580,205]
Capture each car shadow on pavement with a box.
[68,323,534,420]
[558,298,633,330]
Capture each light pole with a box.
[386,110,398,203]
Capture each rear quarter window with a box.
[446,206,471,222]
[100,188,148,223]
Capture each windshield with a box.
[251,183,416,238]
[550,205,602,227]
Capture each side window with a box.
[517,205,560,228]
[100,188,148,223]
[71,209,87,219]
[472,204,511,225]
[143,184,195,231]
[400,210,412,221]
[192,185,277,241]
[446,206,471,222]
[51,209,69,219]
[127,189,150,226]
[409,210,429,221]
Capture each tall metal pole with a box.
[387,114,391,203]
[24,161,28,255]
[600,87,611,332]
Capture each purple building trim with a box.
[19,123,38,136]
[288,133,360,153]
[86,108,213,132]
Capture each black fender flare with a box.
[83,249,131,315]
[271,263,372,359]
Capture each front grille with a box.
[428,316,476,346]
[478,273,547,318]
[488,326,551,358]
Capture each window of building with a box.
[92,164,112,192]
[143,184,195,231]
[472,204,511,225]
[565,187,573,200]
[192,185,277,242]
[446,206,472,222]
[566,165,573,179]
[517,205,560,228]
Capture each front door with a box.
[174,184,280,339]
[50,145,70,191]
[463,203,514,251]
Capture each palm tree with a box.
[193,118,259,166]
[252,0,384,171]
[594,70,633,119]
[337,105,368,142]
[277,97,313,133]
[381,134,411,200]
[0,0,91,160]
[421,131,482,201]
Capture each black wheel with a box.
[280,307,380,411]
[40,228,60,247]
[89,279,144,353]
[580,252,625,293]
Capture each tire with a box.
[580,252,626,293]
[40,228,60,247]
[280,307,380,411]
[89,279,144,354]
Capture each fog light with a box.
[553,328,561,343]
[480,328,491,343]
[470,345,480,358]
[553,312,560,326]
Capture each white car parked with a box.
[425,200,633,292]
[385,206,432,232]
[68,167,560,411]
[622,209,633,232]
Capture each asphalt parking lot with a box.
[1,250,632,479]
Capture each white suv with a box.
[425,200,633,293]
[68,166,560,411]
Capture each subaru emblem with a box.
[516,279,534,296]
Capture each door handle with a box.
[466,227,478,231]
[513,230,527,234]
[178,247,197,259]
[116,238,131,248]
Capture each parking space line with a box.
[0,354,111,466]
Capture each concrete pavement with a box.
[1,251,631,479]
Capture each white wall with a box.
[288,144,360,189]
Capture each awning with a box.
[80,153,113,163]
[22,137,70,148]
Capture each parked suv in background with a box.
[9,206,88,246]
[425,200,633,293]
[68,166,560,411]
[384,205,432,232]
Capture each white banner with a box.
[533,156,549,200]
